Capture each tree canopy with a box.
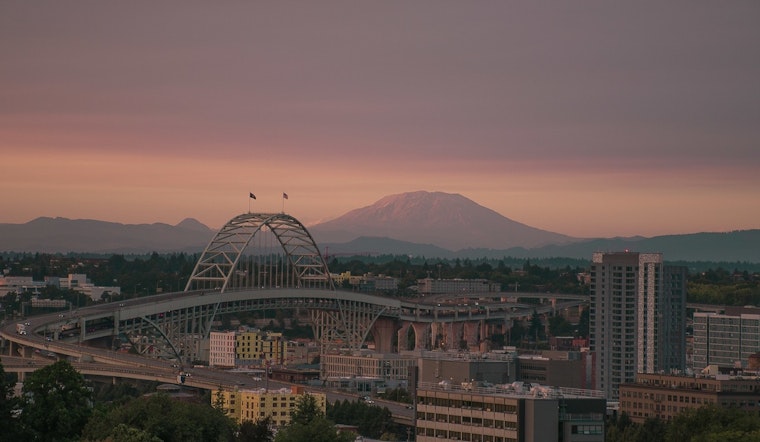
[274,395,353,442]
[21,360,93,441]
[81,393,236,442]
[0,361,23,440]
[607,407,760,442]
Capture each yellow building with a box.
[236,329,287,365]
[213,386,326,427]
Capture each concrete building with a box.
[0,273,120,300]
[416,381,606,442]
[236,329,287,365]
[213,385,325,427]
[517,351,594,390]
[590,252,686,400]
[417,278,499,296]
[321,351,418,391]
[358,273,398,292]
[417,351,517,386]
[285,339,318,366]
[209,331,237,368]
[619,372,760,424]
[330,271,398,292]
[693,307,760,371]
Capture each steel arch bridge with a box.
[3,213,588,366]
[185,212,334,292]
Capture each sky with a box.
[1,2,759,238]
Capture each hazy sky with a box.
[2,2,759,238]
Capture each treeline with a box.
[1,360,236,441]
[607,406,760,442]
[2,253,760,306]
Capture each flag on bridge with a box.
[283,192,288,199]
[249,192,256,199]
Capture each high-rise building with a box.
[590,252,686,400]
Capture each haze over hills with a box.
[0,191,757,262]
[308,191,577,250]
[0,217,214,254]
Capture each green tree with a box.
[528,310,543,341]
[290,394,323,426]
[548,314,575,337]
[0,361,23,439]
[21,360,92,441]
[665,405,760,442]
[276,395,354,442]
[274,415,354,442]
[238,416,274,442]
[81,393,236,442]
[107,424,162,442]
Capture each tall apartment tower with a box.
[589,252,686,400]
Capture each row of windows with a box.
[417,427,516,442]
[417,413,517,429]
[418,396,517,413]
[571,424,603,435]
[243,410,291,418]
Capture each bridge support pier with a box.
[463,322,481,352]
[371,317,397,353]
[397,322,431,351]
[411,323,430,351]
[397,323,411,351]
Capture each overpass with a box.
[1,287,586,363]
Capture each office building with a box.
[590,252,686,399]
[517,350,594,390]
[619,372,760,424]
[417,351,517,386]
[321,351,418,391]
[693,307,760,371]
[416,381,606,442]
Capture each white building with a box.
[209,331,237,368]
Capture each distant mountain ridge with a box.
[0,191,757,263]
[319,231,760,263]
[0,217,214,254]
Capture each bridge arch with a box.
[185,213,334,293]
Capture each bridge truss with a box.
[185,213,334,292]
[117,212,354,362]
[113,290,402,362]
